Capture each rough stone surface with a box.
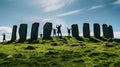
[83,23,90,37]
[30,22,39,41]
[11,25,17,41]
[107,25,114,38]
[102,24,108,38]
[94,23,101,38]
[18,24,28,42]
[71,24,79,38]
[43,22,52,39]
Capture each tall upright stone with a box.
[102,24,108,38]
[18,24,28,42]
[43,22,52,39]
[83,23,90,37]
[94,23,101,38]
[11,25,17,41]
[71,24,79,38]
[107,25,114,38]
[30,22,39,41]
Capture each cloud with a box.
[31,0,74,12]
[56,9,82,17]
[22,15,66,24]
[89,5,104,10]
[21,16,41,23]
[52,19,67,28]
[114,32,120,38]
[113,0,120,5]
[0,36,3,42]
[0,26,12,42]
[40,17,67,28]
[0,26,12,34]
[22,16,56,23]
[40,17,56,23]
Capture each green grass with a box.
[0,36,120,67]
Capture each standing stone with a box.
[11,25,17,41]
[83,23,90,37]
[43,22,52,39]
[30,22,39,41]
[107,25,114,38]
[94,23,101,38]
[102,24,108,38]
[19,24,28,42]
[71,24,79,38]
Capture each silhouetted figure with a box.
[56,24,62,37]
[53,28,56,36]
[2,33,6,42]
[40,34,43,38]
[67,27,71,36]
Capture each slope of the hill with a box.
[0,36,120,67]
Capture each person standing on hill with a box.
[53,28,56,36]
[67,27,71,36]
[2,33,6,42]
[56,24,62,37]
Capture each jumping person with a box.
[56,24,62,37]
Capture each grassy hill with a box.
[0,36,120,67]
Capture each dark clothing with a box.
[67,28,71,36]
[57,26,61,33]
[68,29,70,34]
[3,35,5,40]
[53,29,56,36]
[2,34,6,42]
[56,25,62,37]
[40,34,42,38]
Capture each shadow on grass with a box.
[42,37,53,40]
[95,37,108,41]
[74,36,84,41]
[28,40,39,44]
[88,37,100,42]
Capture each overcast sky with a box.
[0,0,120,42]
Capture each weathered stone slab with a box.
[43,22,52,39]
[11,25,17,41]
[94,23,100,38]
[83,23,90,37]
[30,22,39,41]
[71,24,79,38]
[102,24,108,38]
[107,25,114,38]
[18,24,28,42]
